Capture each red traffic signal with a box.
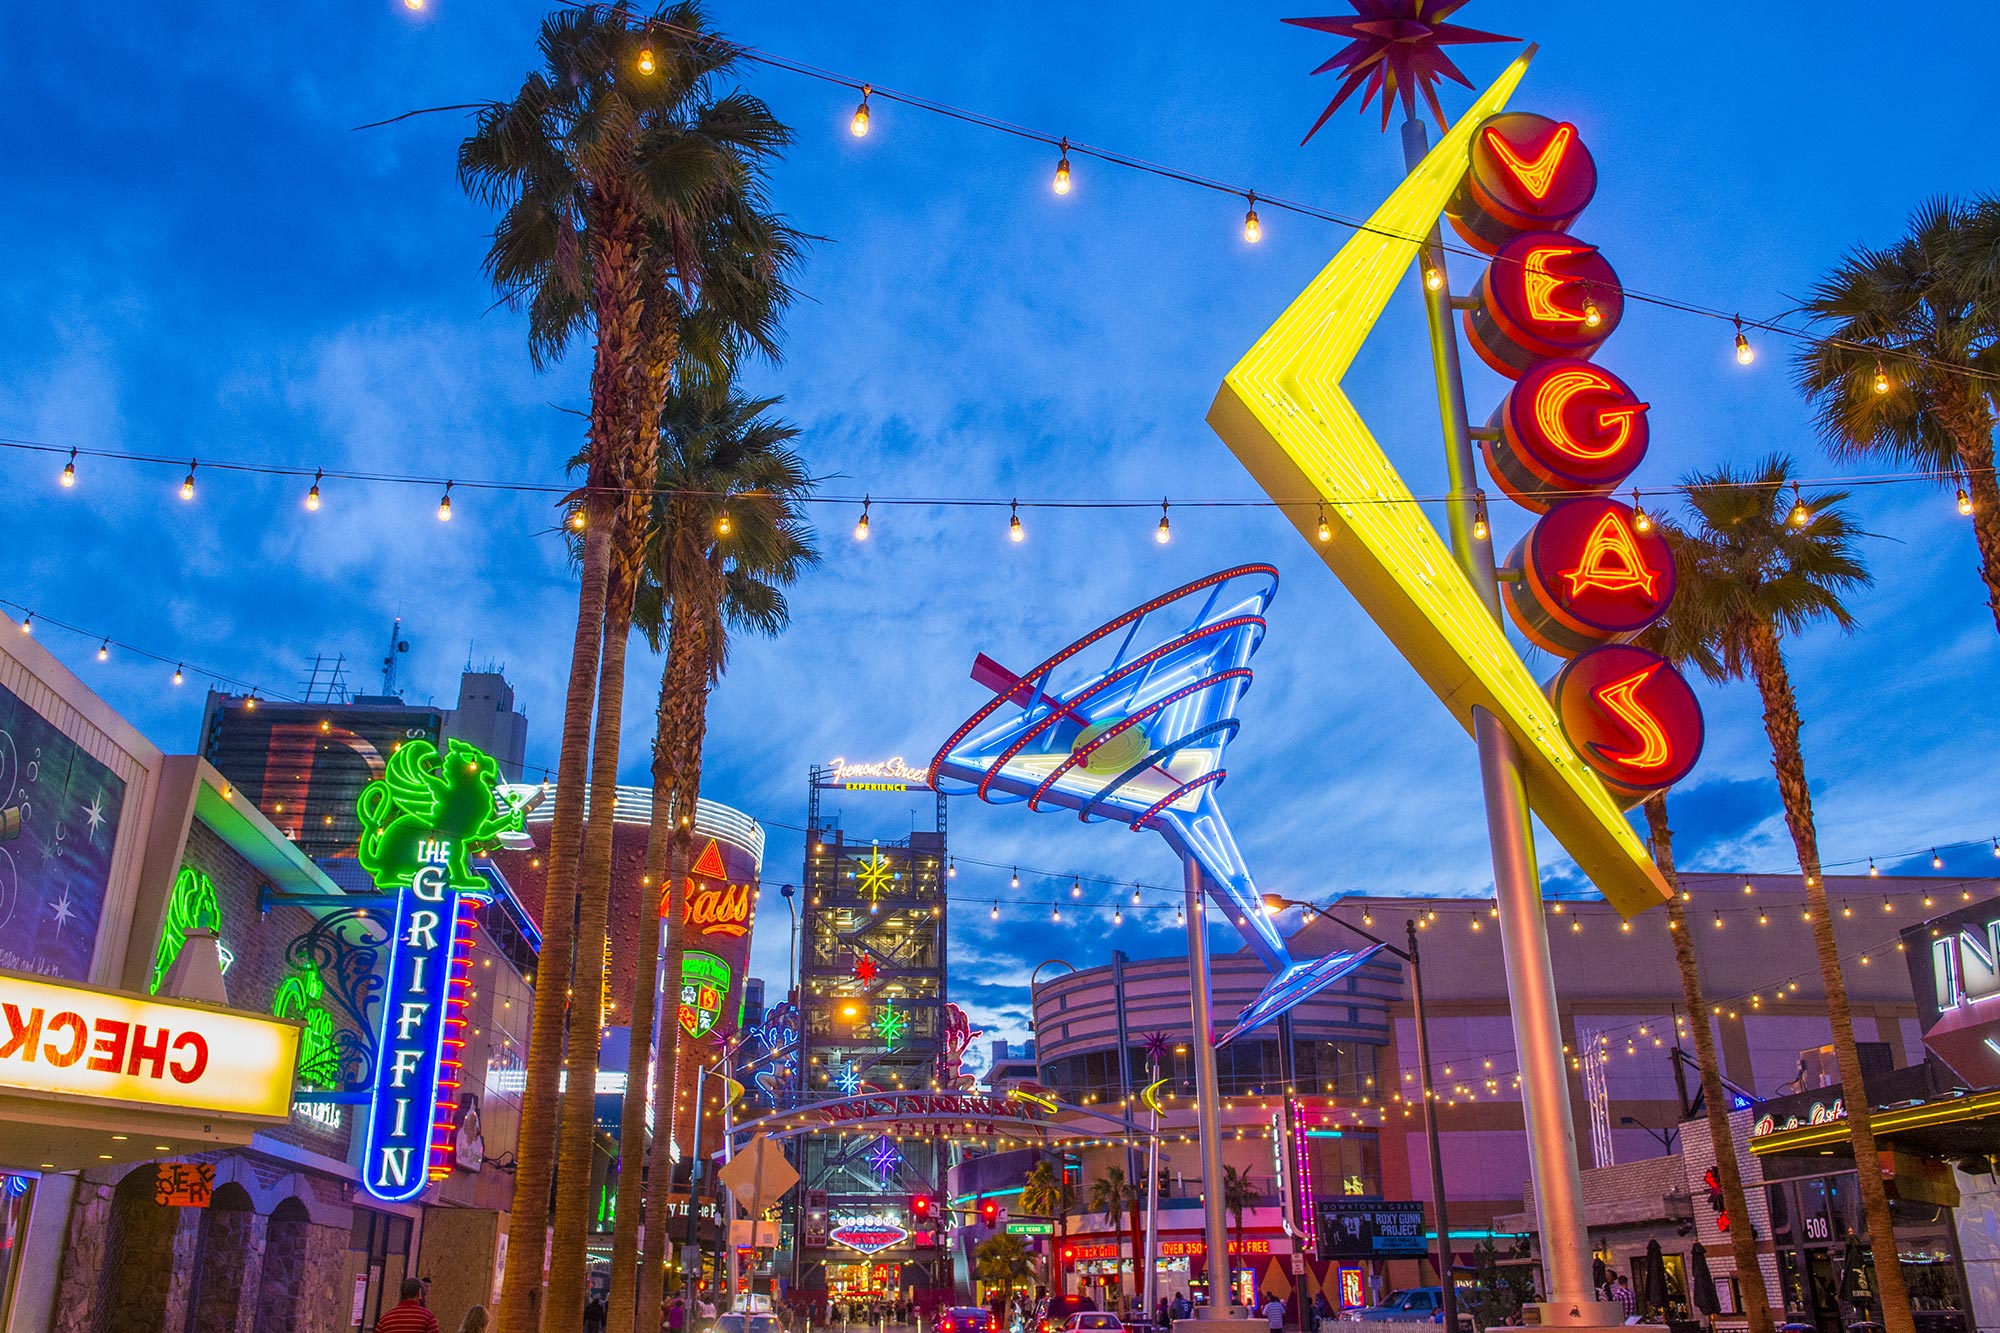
[911,1195,933,1219]
[979,1198,999,1225]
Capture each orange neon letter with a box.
[1589,665,1672,770]
[1531,367,1649,461]
[1483,123,1576,201]
[1521,245,1595,324]
[1560,510,1658,600]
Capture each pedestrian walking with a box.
[373,1280,440,1333]
[1263,1295,1285,1332]
[458,1307,489,1333]
[584,1299,607,1333]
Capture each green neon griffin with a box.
[355,738,525,892]
[149,866,221,995]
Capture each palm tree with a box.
[1219,1166,1259,1298]
[623,384,816,1331]
[977,1234,1038,1309]
[1087,1166,1146,1304]
[1021,1159,1074,1294]
[1794,195,2000,634]
[1664,455,1911,1333]
[459,8,792,1332]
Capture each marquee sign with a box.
[0,968,298,1118]
[821,756,933,791]
[829,1217,910,1255]
[1454,106,1704,806]
[357,739,523,1202]
[678,951,731,1039]
[667,840,754,938]
[1206,51,1673,914]
[1902,902,2000,1086]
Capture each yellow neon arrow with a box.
[1206,52,1669,917]
[1141,1078,1169,1116]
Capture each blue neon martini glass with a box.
[928,564,1381,1042]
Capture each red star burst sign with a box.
[854,954,878,983]
[1285,0,1516,139]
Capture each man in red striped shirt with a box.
[374,1279,440,1333]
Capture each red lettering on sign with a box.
[170,1030,209,1084]
[1590,664,1673,771]
[1465,232,1622,378]
[0,1004,42,1061]
[1484,122,1575,200]
[43,1012,87,1068]
[1550,645,1704,799]
[1503,500,1676,657]
[88,1018,131,1073]
[1561,509,1659,599]
[128,1024,171,1080]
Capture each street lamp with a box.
[779,883,798,1003]
[1262,894,1457,1333]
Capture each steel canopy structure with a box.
[926,564,1383,1044]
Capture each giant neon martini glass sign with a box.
[929,565,1381,1041]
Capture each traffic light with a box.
[979,1197,999,1227]
[1703,1167,1730,1231]
[911,1195,933,1222]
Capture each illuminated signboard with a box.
[1483,359,1649,512]
[1314,1200,1428,1260]
[1549,644,1703,798]
[821,757,932,791]
[1901,903,2000,1086]
[1158,1238,1271,1258]
[1206,53,1672,916]
[674,840,753,938]
[1465,232,1622,377]
[358,739,523,1202]
[0,968,298,1118]
[1063,1242,1121,1262]
[1447,111,1597,252]
[1339,1268,1367,1311]
[149,867,220,996]
[1501,498,1676,656]
[678,952,731,1039]
[828,1217,910,1255]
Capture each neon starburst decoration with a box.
[834,1061,862,1096]
[874,998,909,1049]
[866,1136,903,1180]
[853,846,898,902]
[1285,0,1516,139]
[854,953,879,983]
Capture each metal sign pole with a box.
[1180,862,1239,1324]
[1398,115,1602,1323]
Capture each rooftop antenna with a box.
[381,617,410,697]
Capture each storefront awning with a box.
[1748,1087,2000,1157]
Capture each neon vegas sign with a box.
[829,1217,911,1255]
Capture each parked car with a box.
[1348,1289,1442,1322]
[1061,1318,1122,1333]
[941,1310,997,1333]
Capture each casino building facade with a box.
[0,625,541,1333]
[1027,876,1975,1318]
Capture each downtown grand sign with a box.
[0,968,298,1119]
[744,1091,1059,1142]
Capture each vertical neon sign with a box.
[354,739,521,1202]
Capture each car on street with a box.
[1061,1317,1122,1332]
[711,1314,785,1333]
[1033,1298,1101,1333]
[1346,1289,1442,1322]
[941,1309,997,1333]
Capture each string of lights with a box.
[12,435,1994,541]
[579,6,2000,390]
[0,596,284,699]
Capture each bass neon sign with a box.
[664,840,753,938]
[358,740,522,1202]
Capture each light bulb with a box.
[851,86,872,137]
[1071,879,1081,898]
[20,615,33,635]
[1868,859,1878,876]
[1132,886,1141,905]
[306,470,322,511]
[1873,363,1890,394]
[1156,501,1171,544]
[855,497,871,540]
[1053,149,1071,196]
[1472,498,1489,542]
[180,464,196,501]
[1009,501,1023,543]
[1733,317,1753,365]
[948,857,957,877]
[1787,482,1809,528]
[438,483,453,521]
[96,639,109,662]
[1114,909,1123,926]
[1958,487,1973,517]
[403,0,422,9]
[1243,194,1261,244]
[60,450,76,488]
[569,508,585,532]
[1052,905,1060,922]
[1630,488,1652,533]
[173,664,184,686]
[1583,297,1603,329]
[1933,848,1944,869]
[717,509,731,536]
[991,902,999,920]
[637,47,656,76]
[1010,867,1019,888]
[1423,261,1443,293]
[1317,506,1331,543]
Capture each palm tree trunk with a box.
[1745,619,1915,1333]
[1951,426,2000,636]
[638,609,714,1329]
[1643,795,1775,1333]
[602,315,678,1333]
[549,511,644,1329]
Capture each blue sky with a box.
[5,3,1998,1056]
